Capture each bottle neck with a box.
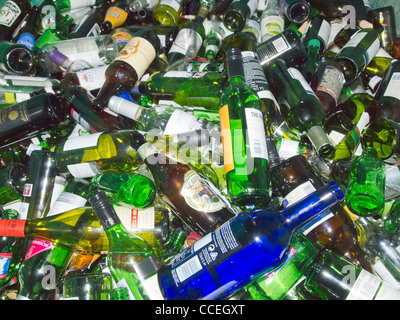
[280,181,344,230]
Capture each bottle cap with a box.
[89,191,121,230]
[225,47,245,79]
[308,39,321,49]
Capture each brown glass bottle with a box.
[129,130,236,237]
[93,29,161,111]
[271,155,374,273]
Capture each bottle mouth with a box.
[223,10,244,32]
[288,2,310,24]
[6,46,35,75]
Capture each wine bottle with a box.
[167,5,208,67]
[361,118,400,164]
[158,181,344,300]
[333,28,381,84]
[307,0,368,21]
[369,6,397,54]
[345,147,386,217]
[129,0,159,12]
[89,191,164,300]
[218,47,271,207]
[92,170,156,208]
[372,60,400,123]
[153,0,183,26]
[0,93,66,148]
[68,5,109,39]
[222,0,258,32]
[0,0,31,41]
[130,130,236,236]
[93,29,161,111]
[304,249,400,300]
[299,39,322,83]
[301,15,331,56]
[53,130,140,179]
[280,0,311,24]
[265,59,334,159]
[137,70,226,110]
[100,1,130,34]
[0,163,27,206]
[15,5,40,50]
[52,0,106,12]
[0,41,35,75]
[259,0,285,42]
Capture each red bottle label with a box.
[0,219,26,238]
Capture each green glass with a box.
[219,47,271,208]
[361,118,400,164]
[138,70,227,110]
[110,286,129,300]
[34,15,74,49]
[373,60,400,124]
[384,197,400,235]
[247,232,319,300]
[333,28,381,84]
[301,15,331,55]
[360,56,396,93]
[92,171,156,208]
[304,250,400,300]
[62,273,112,300]
[153,0,183,26]
[89,191,164,300]
[299,39,321,82]
[53,130,140,178]
[222,0,258,32]
[265,59,334,159]
[280,0,311,24]
[0,163,27,206]
[323,94,372,161]
[345,147,386,217]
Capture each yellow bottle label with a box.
[219,104,234,174]
[4,92,16,104]
[115,37,156,80]
[104,6,129,29]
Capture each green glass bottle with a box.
[301,15,331,56]
[110,286,129,300]
[265,59,334,159]
[153,0,184,26]
[34,14,75,50]
[0,163,27,206]
[219,47,271,208]
[92,171,156,209]
[299,39,322,82]
[304,249,400,300]
[167,5,209,67]
[137,70,227,110]
[333,28,381,84]
[52,0,106,12]
[53,130,140,179]
[279,0,311,24]
[247,232,319,300]
[222,0,258,32]
[89,191,165,300]
[372,60,400,124]
[307,0,368,21]
[361,118,400,164]
[345,147,386,217]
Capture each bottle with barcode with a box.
[304,249,400,300]
[265,59,334,159]
[256,26,307,71]
[89,191,165,300]
[333,28,381,84]
[157,181,344,300]
[372,60,400,123]
[219,47,271,208]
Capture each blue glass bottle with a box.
[158,181,344,300]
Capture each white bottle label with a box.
[113,206,156,231]
[260,16,285,41]
[278,138,300,159]
[63,132,102,151]
[69,0,96,10]
[383,73,400,100]
[0,0,21,27]
[163,109,204,136]
[159,0,181,12]
[373,259,400,290]
[169,28,203,58]
[75,65,107,91]
[141,274,165,300]
[245,108,268,160]
[328,130,346,147]
[282,181,316,208]
[67,162,102,178]
[317,19,331,48]
[288,67,316,96]
[48,192,88,216]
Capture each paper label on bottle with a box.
[115,37,156,80]
[316,65,345,105]
[67,162,102,178]
[346,269,400,300]
[288,67,316,96]
[0,0,21,27]
[63,132,101,151]
[24,239,54,260]
[105,6,129,29]
[328,130,345,147]
[385,165,400,199]
[171,222,241,285]
[57,37,104,66]
[0,253,12,279]
[383,73,400,100]
[278,138,300,159]
[261,16,285,40]
[282,181,316,208]
[137,142,159,161]
[47,192,87,216]
[141,273,165,300]
[113,206,156,231]
[317,19,331,48]
[365,38,380,66]
[22,183,33,197]
[169,28,203,58]
[159,0,181,12]
[245,108,268,160]
[163,109,204,136]
[75,66,107,91]
[219,104,234,174]
[182,170,226,213]
[373,259,400,290]
[0,219,25,238]
[69,0,96,9]
[368,75,383,92]
[327,19,345,47]
[344,31,368,49]
[0,103,30,129]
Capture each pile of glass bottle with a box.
[1,0,400,301]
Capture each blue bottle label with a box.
[169,222,242,286]
[0,253,12,279]
[17,33,36,49]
